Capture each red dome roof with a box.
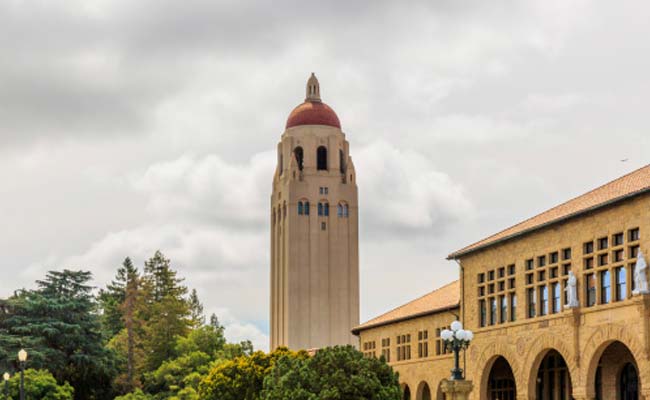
[286,101,341,129]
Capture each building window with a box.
[362,341,376,358]
[343,204,349,217]
[396,334,411,361]
[488,270,495,281]
[550,252,559,264]
[304,201,310,215]
[510,293,517,322]
[552,282,561,313]
[527,288,536,318]
[562,248,572,260]
[598,237,608,250]
[479,300,486,327]
[539,285,548,316]
[508,264,516,275]
[526,259,534,270]
[601,270,611,304]
[586,274,596,307]
[613,232,624,246]
[629,228,640,242]
[598,254,608,266]
[337,203,349,218]
[500,295,507,323]
[294,147,304,170]
[339,149,346,174]
[318,202,329,216]
[417,330,428,358]
[319,187,329,195]
[538,256,546,267]
[317,146,328,170]
[298,202,304,215]
[321,222,326,230]
[614,249,624,262]
[616,266,627,301]
[584,241,594,254]
[478,273,485,283]
[490,298,497,325]
[381,338,391,362]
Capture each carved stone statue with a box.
[633,250,649,295]
[565,271,579,308]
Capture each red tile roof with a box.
[286,101,341,129]
[449,164,650,259]
[352,281,460,334]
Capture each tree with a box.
[0,270,116,399]
[5,369,74,400]
[188,289,205,328]
[114,389,154,400]
[141,251,191,372]
[143,324,227,398]
[198,348,306,400]
[98,258,138,337]
[261,346,401,400]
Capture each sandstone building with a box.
[354,166,650,400]
[270,74,359,350]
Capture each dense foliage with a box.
[0,251,400,399]
[262,346,401,400]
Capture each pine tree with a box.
[188,288,205,328]
[122,264,143,393]
[140,251,191,371]
[99,257,138,337]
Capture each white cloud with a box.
[133,152,275,226]
[356,141,473,234]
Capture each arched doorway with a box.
[416,381,431,400]
[592,341,639,400]
[534,350,572,399]
[403,384,411,400]
[620,363,639,400]
[487,356,516,400]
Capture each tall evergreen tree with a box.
[140,251,191,371]
[0,270,117,400]
[188,289,205,328]
[99,258,138,337]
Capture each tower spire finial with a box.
[305,72,321,102]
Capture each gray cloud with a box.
[2,0,650,349]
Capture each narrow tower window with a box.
[294,147,304,170]
[338,204,343,217]
[304,201,310,215]
[317,146,328,170]
[339,149,346,174]
[298,202,303,215]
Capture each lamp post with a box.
[441,320,473,380]
[2,373,9,400]
[18,349,27,400]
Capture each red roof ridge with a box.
[352,280,460,334]
[449,164,650,259]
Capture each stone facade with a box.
[357,179,650,399]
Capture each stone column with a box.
[440,379,473,400]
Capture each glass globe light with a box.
[18,349,27,362]
[441,329,453,341]
[2,372,9,381]
[465,330,474,341]
[450,320,462,332]
[456,329,466,341]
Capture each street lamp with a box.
[3,373,9,400]
[441,320,474,380]
[17,349,27,400]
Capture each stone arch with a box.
[521,334,578,398]
[580,324,649,397]
[473,339,523,399]
[415,381,432,400]
[401,383,412,400]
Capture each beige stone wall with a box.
[358,308,459,400]
[271,124,359,350]
[458,193,650,399]
[359,193,650,400]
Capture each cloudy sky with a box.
[1,0,649,350]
